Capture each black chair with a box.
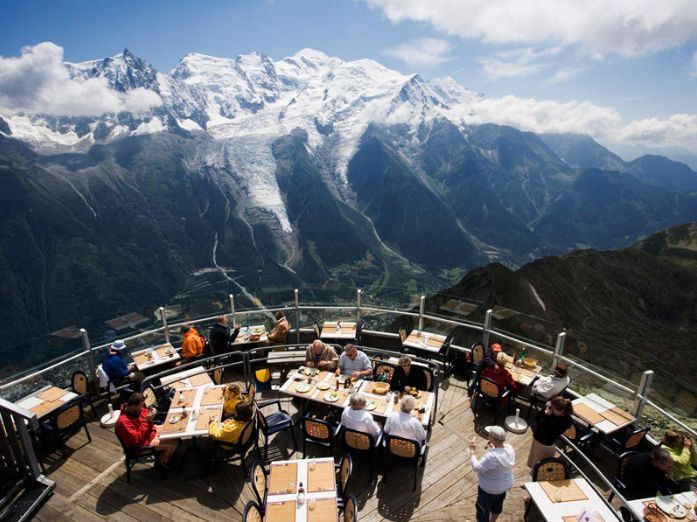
[525,457,571,520]
[242,500,263,522]
[354,319,363,344]
[335,453,353,509]
[256,401,297,461]
[115,428,163,484]
[41,402,91,456]
[249,459,268,511]
[342,427,382,483]
[602,426,649,462]
[383,434,427,491]
[398,328,408,347]
[435,330,455,377]
[300,415,340,457]
[467,342,486,394]
[561,419,597,454]
[472,376,511,425]
[373,361,398,383]
[314,322,322,340]
[71,371,97,418]
[212,366,224,385]
[421,366,436,393]
[212,420,257,475]
[343,493,358,522]
[608,451,639,502]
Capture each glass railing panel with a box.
[643,369,697,438]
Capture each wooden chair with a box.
[114,428,163,484]
[256,401,296,461]
[71,371,97,418]
[343,494,358,522]
[242,500,263,522]
[373,361,398,383]
[212,420,257,475]
[398,328,408,346]
[41,402,91,456]
[472,376,511,424]
[342,428,382,483]
[335,453,353,509]
[467,342,486,393]
[383,434,426,491]
[249,459,268,510]
[525,457,571,520]
[300,416,339,457]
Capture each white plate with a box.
[316,382,331,390]
[169,415,180,424]
[296,383,311,393]
[365,400,377,411]
[656,497,687,518]
[324,392,339,402]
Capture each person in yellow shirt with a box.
[222,383,243,417]
[209,401,254,445]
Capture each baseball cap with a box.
[485,425,507,441]
[491,343,503,353]
[110,339,126,352]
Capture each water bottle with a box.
[297,482,306,505]
[519,347,527,363]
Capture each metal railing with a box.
[0,290,694,438]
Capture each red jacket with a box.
[481,365,518,391]
[115,405,157,447]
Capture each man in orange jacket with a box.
[180,324,205,359]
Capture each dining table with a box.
[626,489,697,522]
[232,325,269,345]
[320,321,357,341]
[15,385,80,419]
[524,477,621,521]
[402,330,447,354]
[159,365,213,390]
[158,385,225,441]
[265,457,338,522]
[571,393,635,435]
[131,342,181,371]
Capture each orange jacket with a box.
[181,327,205,358]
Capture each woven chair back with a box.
[535,460,567,481]
[422,368,432,391]
[247,383,255,403]
[344,496,356,522]
[304,419,330,440]
[564,424,577,440]
[340,455,352,489]
[243,503,262,522]
[252,463,267,503]
[345,430,371,450]
[472,343,485,364]
[143,387,157,408]
[625,429,647,449]
[374,363,395,382]
[213,367,223,385]
[399,328,408,343]
[72,372,88,394]
[480,378,500,398]
[56,404,81,430]
[314,323,321,339]
[389,437,417,458]
[240,421,255,446]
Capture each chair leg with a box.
[125,459,132,484]
[412,462,418,491]
[84,423,92,442]
[290,428,298,452]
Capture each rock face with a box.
[2,48,697,372]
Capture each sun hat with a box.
[485,425,507,441]
[110,339,126,352]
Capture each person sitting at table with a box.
[209,316,241,355]
[531,363,570,400]
[208,401,254,444]
[337,344,373,380]
[481,352,518,393]
[222,383,243,418]
[660,430,697,491]
[527,396,573,471]
[390,355,427,393]
[622,447,674,499]
[115,392,178,465]
[180,324,206,360]
[384,395,426,444]
[469,425,515,522]
[267,311,290,344]
[102,340,144,387]
[305,340,338,371]
[341,393,381,439]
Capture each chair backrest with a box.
[471,343,485,364]
[242,500,263,522]
[374,362,397,382]
[255,409,268,435]
[440,330,455,354]
[355,320,363,342]
[314,322,321,339]
[71,371,89,395]
[617,451,640,482]
[339,453,353,491]
[623,427,649,450]
[249,459,268,506]
[142,386,158,409]
[344,494,358,522]
[302,417,332,441]
[247,382,256,403]
[386,434,420,461]
[563,423,577,441]
[532,457,570,482]
[479,376,501,399]
[422,367,434,392]
[399,328,408,344]
[213,367,223,385]
[55,404,83,432]
[343,428,373,451]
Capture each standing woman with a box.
[527,396,573,470]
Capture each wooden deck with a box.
[32,375,615,521]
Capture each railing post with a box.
[80,328,97,381]
[553,331,566,367]
[356,289,362,323]
[229,294,236,325]
[482,309,493,348]
[294,288,300,344]
[633,370,654,419]
[158,306,170,344]
[418,295,425,331]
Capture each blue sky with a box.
[1,0,697,158]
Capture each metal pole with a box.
[356,289,362,323]
[159,306,170,344]
[80,328,96,381]
[294,288,300,344]
[482,309,493,348]
[418,295,425,331]
[553,331,566,367]
[633,370,654,419]
[229,294,236,325]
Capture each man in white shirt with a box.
[531,363,570,400]
[384,395,426,444]
[469,425,515,522]
[337,344,372,379]
[341,393,381,440]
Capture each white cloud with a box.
[617,113,697,149]
[382,38,455,68]
[366,0,697,58]
[0,42,161,117]
[478,46,561,80]
[548,65,587,84]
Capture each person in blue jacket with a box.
[102,340,144,386]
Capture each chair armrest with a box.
[375,429,384,447]
[332,423,342,437]
[501,390,511,399]
[256,398,283,410]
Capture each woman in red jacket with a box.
[480,352,518,403]
[115,393,178,464]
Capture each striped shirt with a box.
[338,350,371,376]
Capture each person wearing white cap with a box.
[469,425,515,522]
[102,340,144,386]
